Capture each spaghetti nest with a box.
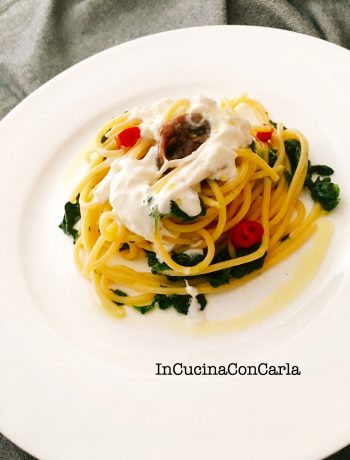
[61,95,339,318]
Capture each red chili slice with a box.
[256,128,273,143]
[230,220,264,249]
[116,126,141,148]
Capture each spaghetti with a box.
[60,95,339,319]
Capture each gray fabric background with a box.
[0,0,349,458]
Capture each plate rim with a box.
[1,24,350,128]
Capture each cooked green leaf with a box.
[133,304,155,315]
[268,149,277,167]
[230,254,266,279]
[285,171,293,185]
[204,268,231,287]
[144,250,169,274]
[144,243,266,309]
[134,292,208,316]
[249,140,256,152]
[154,293,208,315]
[213,244,267,279]
[284,139,301,179]
[308,164,334,176]
[101,128,111,144]
[308,176,340,211]
[58,195,81,243]
[303,161,340,211]
[113,289,127,297]
[170,199,206,222]
[171,252,205,267]
[145,250,207,276]
[112,288,127,306]
[119,242,129,251]
[197,294,207,311]
[201,245,265,285]
[154,294,191,315]
[166,249,231,287]
[269,119,286,130]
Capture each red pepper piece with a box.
[116,126,141,148]
[230,220,264,249]
[256,128,273,143]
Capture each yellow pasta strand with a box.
[62,95,331,316]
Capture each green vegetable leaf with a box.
[101,128,111,143]
[204,268,231,287]
[166,249,231,287]
[170,199,206,222]
[303,161,339,211]
[304,162,335,188]
[144,243,266,315]
[171,252,205,267]
[144,250,169,274]
[308,164,334,176]
[228,244,266,279]
[134,304,155,315]
[113,289,127,297]
[197,294,207,311]
[133,292,207,316]
[153,293,208,315]
[58,195,81,243]
[269,119,286,130]
[154,294,190,315]
[112,288,127,306]
[201,245,265,285]
[230,254,266,279]
[268,149,277,167]
[285,171,292,185]
[145,250,206,277]
[249,140,256,152]
[308,177,340,211]
[119,242,129,251]
[284,139,301,179]
[211,247,231,263]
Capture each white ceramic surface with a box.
[0,26,350,460]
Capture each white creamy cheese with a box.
[185,281,205,324]
[129,98,174,141]
[93,95,251,242]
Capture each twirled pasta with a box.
[65,95,326,318]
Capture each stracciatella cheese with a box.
[93,96,251,242]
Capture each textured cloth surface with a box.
[1,0,350,120]
[0,0,350,459]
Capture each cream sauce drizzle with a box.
[93,96,251,242]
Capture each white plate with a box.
[1,26,350,460]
